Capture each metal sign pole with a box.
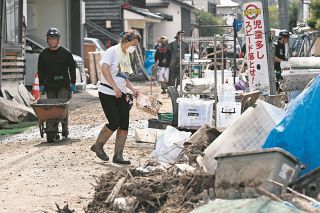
[262,0,276,95]
[242,0,276,95]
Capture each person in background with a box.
[154,37,161,50]
[168,30,189,87]
[273,31,290,92]
[152,36,171,94]
[90,30,140,165]
[38,27,76,140]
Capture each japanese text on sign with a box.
[243,1,270,94]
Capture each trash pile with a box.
[85,75,320,212]
[86,167,214,213]
[0,82,37,130]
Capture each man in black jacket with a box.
[38,27,76,139]
[168,30,189,87]
[273,31,290,92]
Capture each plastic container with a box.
[177,98,214,129]
[158,112,173,122]
[200,100,286,175]
[216,102,241,130]
[148,119,171,129]
[214,148,302,198]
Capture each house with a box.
[26,0,83,57]
[0,0,84,90]
[193,0,217,15]
[25,0,84,88]
[146,0,199,47]
[0,0,25,89]
[216,0,240,26]
[85,0,163,50]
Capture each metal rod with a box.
[222,37,224,84]
[233,31,237,84]
[214,35,217,127]
[306,32,319,56]
[298,39,306,57]
[199,25,233,28]
[179,33,183,97]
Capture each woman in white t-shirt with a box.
[90,30,140,164]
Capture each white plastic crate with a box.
[217,84,236,102]
[203,69,234,85]
[198,100,286,174]
[177,98,214,129]
[216,102,241,130]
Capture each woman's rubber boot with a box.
[112,130,131,165]
[90,126,113,161]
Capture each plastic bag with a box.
[150,126,191,165]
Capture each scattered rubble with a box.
[86,167,214,213]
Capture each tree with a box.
[269,5,279,29]
[197,11,226,36]
[307,0,320,30]
[269,0,299,30]
[289,0,299,30]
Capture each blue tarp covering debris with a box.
[263,75,320,176]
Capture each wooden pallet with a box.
[1,55,25,81]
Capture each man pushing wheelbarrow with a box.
[33,27,77,142]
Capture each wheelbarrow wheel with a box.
[39,121,44,138]
[46,132,56,143]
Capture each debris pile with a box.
[86,168,214,213]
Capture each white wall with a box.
[194,0,208,11]
[26,0,69,48]
[124,19,147,48]
[150,3,181,45]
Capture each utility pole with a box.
[278,0,289,30]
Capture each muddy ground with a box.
[0,81,174,212]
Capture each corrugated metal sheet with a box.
[181,7,191,36]
[85,0,149,45]
[85,0,123,45]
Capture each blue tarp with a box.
[144,49,156,76]
[263,74,320,176]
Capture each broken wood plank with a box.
[1,61,25,66]
[1,68,25,73]
[256,187,282,202]
[88,52,98,84]
[1,74,24,80]
[105,177,126,204]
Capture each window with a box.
[5,0,22,44]
[208,2,216,16]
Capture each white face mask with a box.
[126,46,136,53]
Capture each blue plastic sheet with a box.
[144,50,156,76]
[263,74,320,176]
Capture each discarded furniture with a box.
[199,100,285,174]
[214,148,302,198]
